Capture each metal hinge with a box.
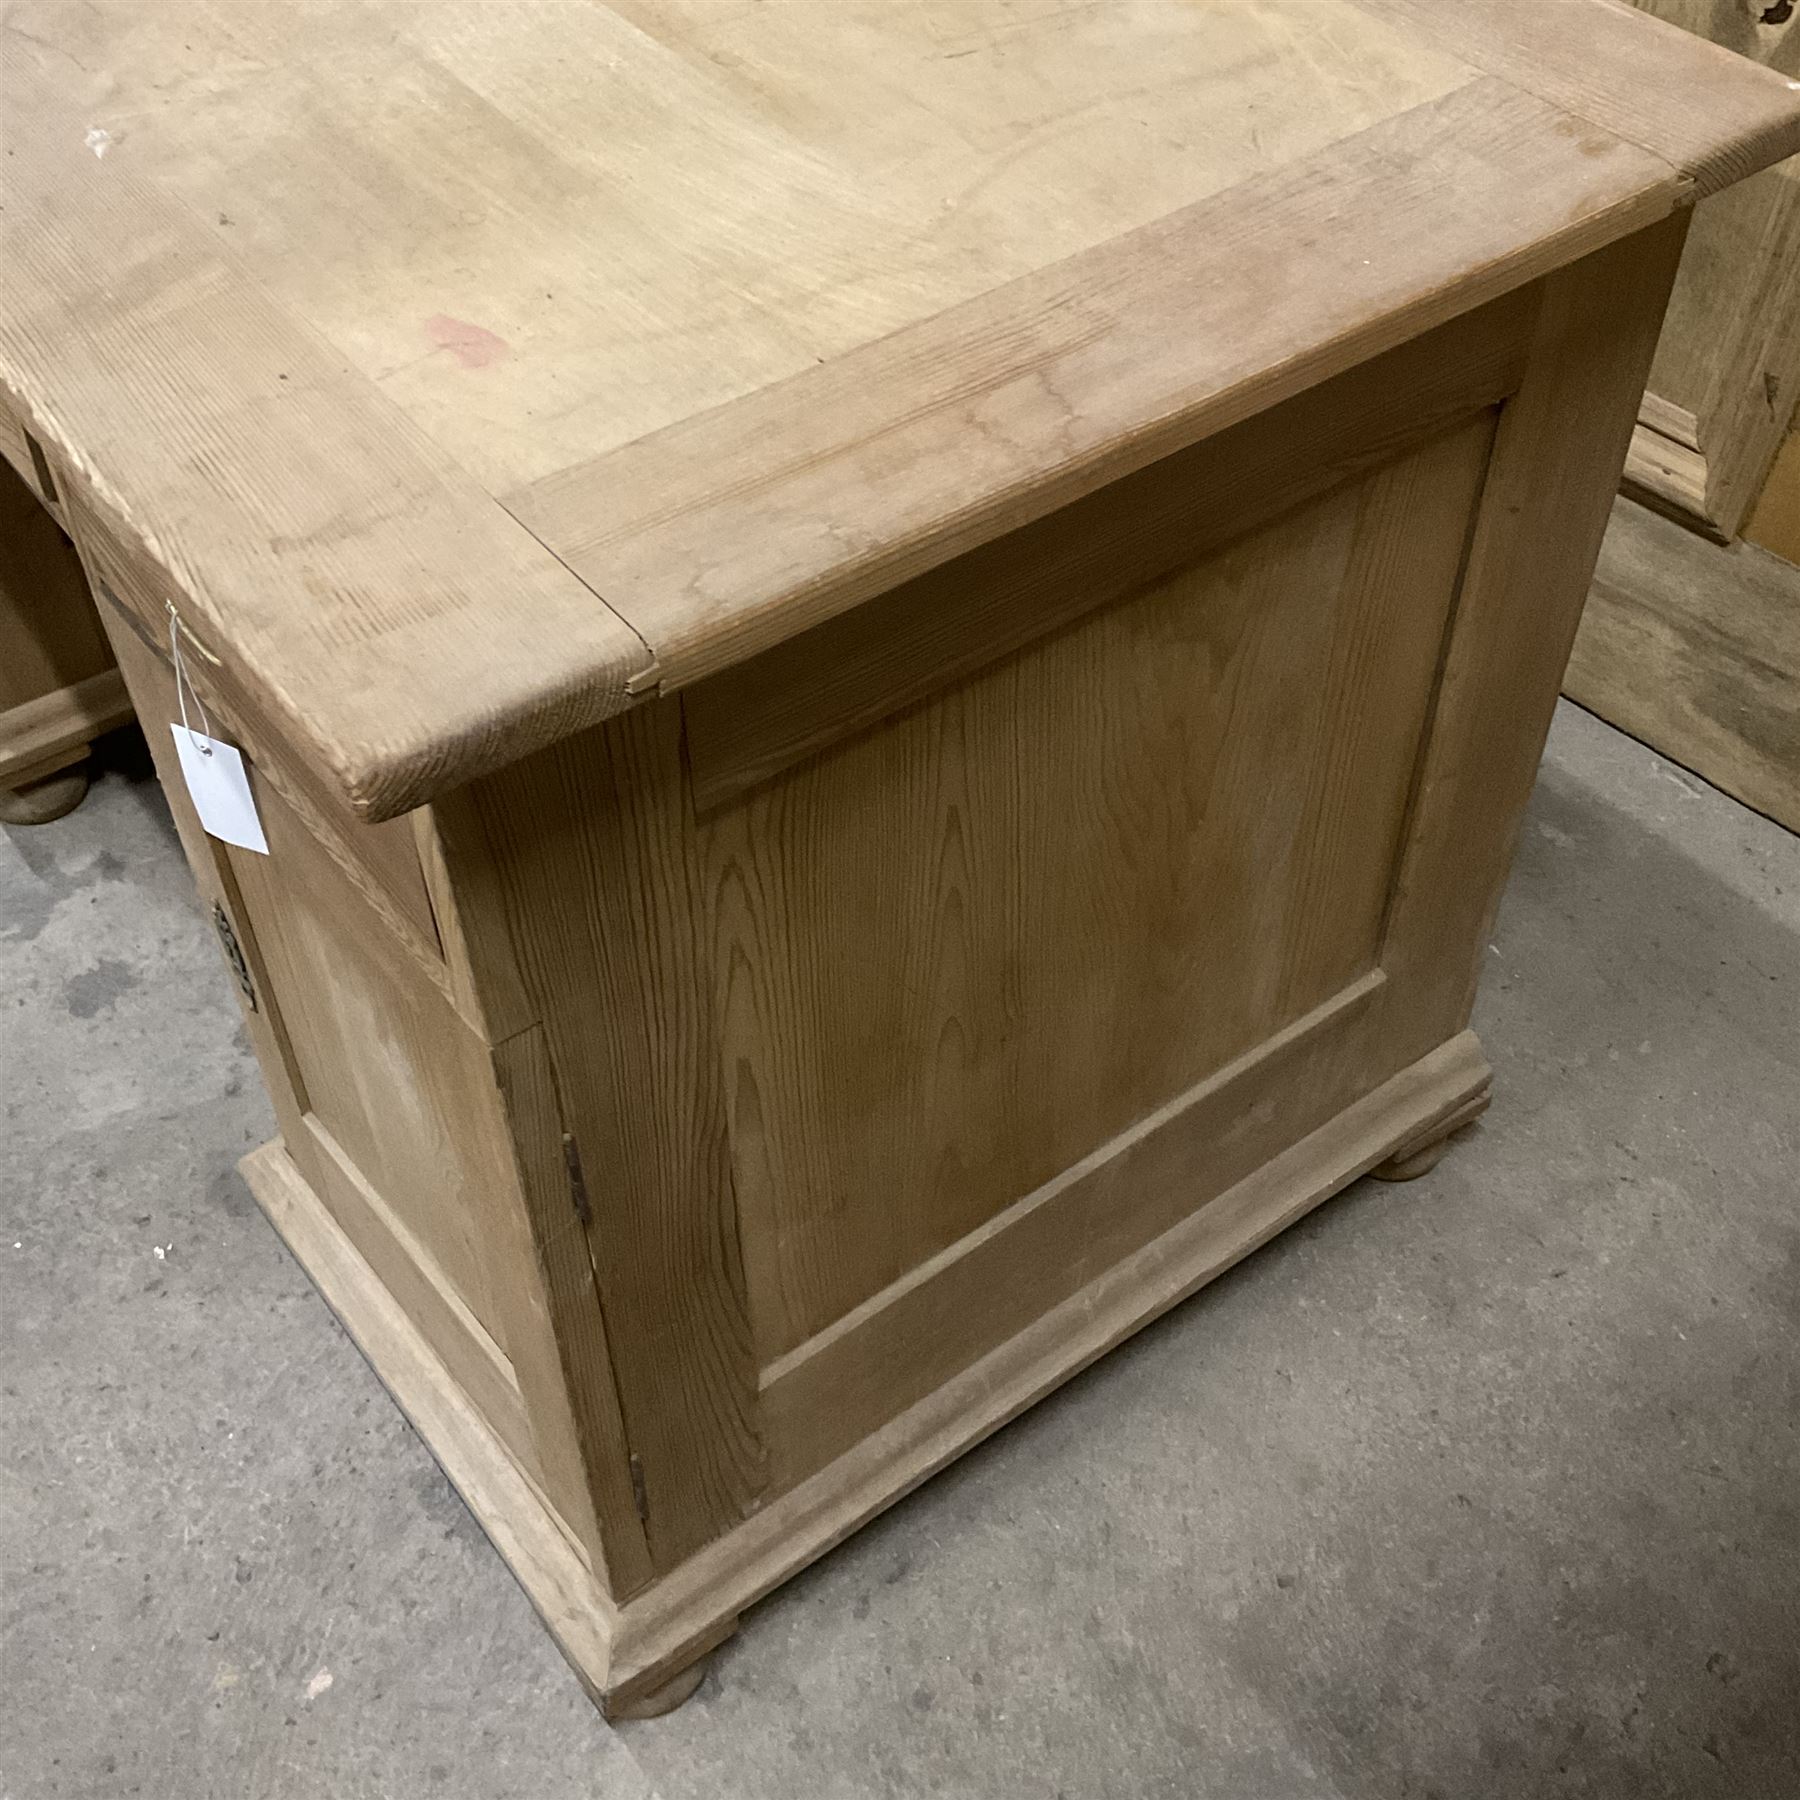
[628,1454,649,1522]
[210,901,257,1012]
[561,1133,592,1226]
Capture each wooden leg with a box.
[0,760,91,825]
[604,1650,713,1721]
[1369,1085,1491,1182]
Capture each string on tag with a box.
[168,601,216,756]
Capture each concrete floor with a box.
[2,702,1797,1799]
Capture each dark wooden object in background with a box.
[0,400,131,823]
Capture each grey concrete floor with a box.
[2,702,1797,1800]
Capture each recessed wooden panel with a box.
[704,414,1495,1368]
[223,776,520,1363]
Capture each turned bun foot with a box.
[0,763,91,825]
[1371,1136,1452,1181]
[1370,1085,1491,1182]
[605,1652,711,1720]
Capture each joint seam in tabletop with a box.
[497,77,1692,701]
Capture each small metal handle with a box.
[210,901,258,1012]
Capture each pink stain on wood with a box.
[425,314,509,370]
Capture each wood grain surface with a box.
[1347,0,1800,197]
[604,1030,1493,1696]
[6,0,1796,813]
[0,71,651,822]
[1377,219,1690,1065]
[490,1027,658,1596]
[511,79,1675,693]
[455,706,766,1571]
[3,0,1466,487]
[704,416,1493,1369]
[674,290,1533,816]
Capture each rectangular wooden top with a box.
[4,0,1798,818]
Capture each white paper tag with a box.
[170,725,269,854]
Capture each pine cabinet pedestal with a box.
[5,0,1795,1718]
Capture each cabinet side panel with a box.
[710,413,1496,1375]
[96,583,617,1578]
[222,787,517,1359]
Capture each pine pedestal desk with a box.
[5,0,1796,1720]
